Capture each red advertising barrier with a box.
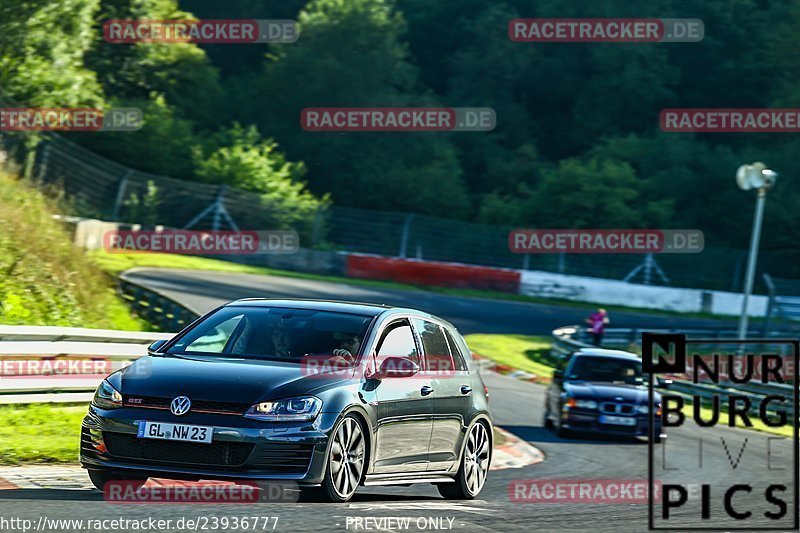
[346,254,521,293]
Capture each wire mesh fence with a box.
[0,129,791,293]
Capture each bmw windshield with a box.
[165,306,374,364]
[568,356,645,386]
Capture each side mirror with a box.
[656,377,673,389]
[148,339,167,355]
[553,369,564,380]
[372,357,419,380]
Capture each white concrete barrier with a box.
[521,270,767,316]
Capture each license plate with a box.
[599,415,636,426]
[137,421,213,443]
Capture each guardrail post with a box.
[399,214,415,258]
[762,273,775,337]
[111,171,132,221]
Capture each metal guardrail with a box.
[0,326,173,397]
[552,325,798,416]
[118,276,200,331]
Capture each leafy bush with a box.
[0,172,145,330]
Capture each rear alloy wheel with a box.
[438,422,491,500]
[321,415,366,502]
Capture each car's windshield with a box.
[166,306,373,364]
[567,356,644,385]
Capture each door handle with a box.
[460,385,472,395]
[420,386,434,396]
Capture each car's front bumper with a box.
[79,405,339,484]
[561,410,660,437]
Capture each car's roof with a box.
[572,348,640,360]
[224,298,451,326]
[226,298,391,316]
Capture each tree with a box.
[229,0,470,217]
[521,157,670,229]
[84,0,224,128]
[0,0,104,106]
[194,124,326,229]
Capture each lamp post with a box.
[735,162,777,340]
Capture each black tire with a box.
[653,432,663,444]
[87,470,148,493]
[437,422,491,500]
[555,416,570,438]
[543,404,554,430]
[319,414,366,503]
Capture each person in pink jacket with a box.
[586,308,610,346]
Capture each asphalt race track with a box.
[122,267,740,335]
[0,268,793,532]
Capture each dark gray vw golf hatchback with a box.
[81,299,492,502]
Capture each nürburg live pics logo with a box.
[643,332,799,530]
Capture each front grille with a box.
[123,395,249,415]
[103,432,253,468]
[250,443,314,474]
[601,402,635,414]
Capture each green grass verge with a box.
[86,251,740,321]
[465,333,557,380]
[0,403,85,464]
[0,173,147,331]
[680,402,792,438]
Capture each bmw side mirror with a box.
[148,339,167,355]
[372,357,419,380]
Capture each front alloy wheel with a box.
[438,422,491,499]
[322,414,366,502]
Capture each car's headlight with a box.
[639,403,662,415]
[244,396,322,422]
[566,398,597,409]
[92,380,122,409]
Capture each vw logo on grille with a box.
[170,396,191,416]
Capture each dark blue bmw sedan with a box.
[543,348,665,442]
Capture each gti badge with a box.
[170,395,191,416]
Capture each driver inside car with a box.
[329,332,361,364]
[271,319,295,359]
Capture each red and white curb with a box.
[491,427,544,470]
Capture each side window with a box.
[376,322,419,366]
[181,314,245,353]
[443,328,468,372]
[412,319,455,372]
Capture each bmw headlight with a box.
[566,398,597,409]
[244,396,322,422]
[92,380,122,409]
[638,403,662,415]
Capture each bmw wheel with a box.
[438,422,491,500]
